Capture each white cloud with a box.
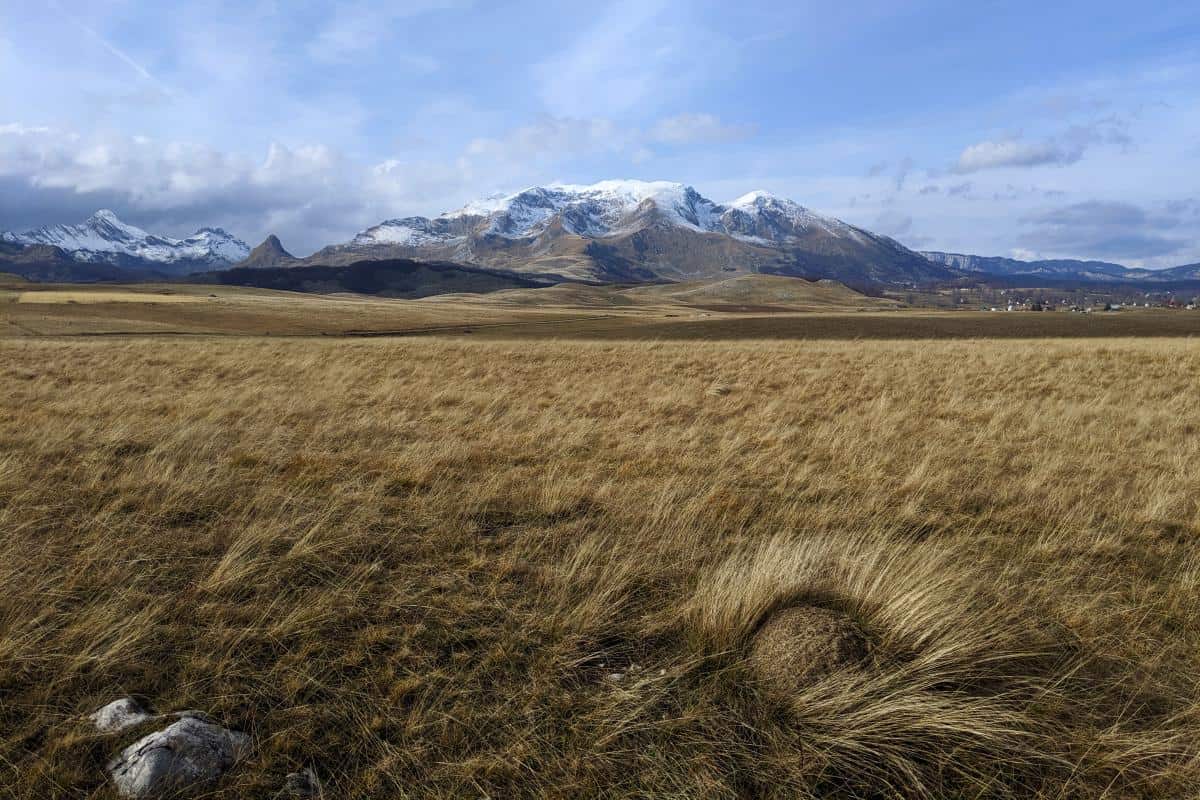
[464,116,632,163]
[3,114,728,254]
[306,0,465,64]
[462,112,757,170]
[954,137,1077,173]
[871,210,913,238]
[0,123,478,254]
[953,118,1132,174]
[535,0,729,118]
[649,113,756,145]
[1017,200,1188,261]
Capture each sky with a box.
[1,0,1198,266]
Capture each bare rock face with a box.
[748,605,870,695]
[89,698,154,734]
[106,713,251,798]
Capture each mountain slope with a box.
[202,258,551,298]
[238,235,298,268]
[1158,263,1200,280]
[1,211,250,278]
[922,251,1131,278]
[306,181,956,285]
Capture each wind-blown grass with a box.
[0,336,1197,798]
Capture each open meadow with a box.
[5,277,1200,341]
[1,328,1198,799]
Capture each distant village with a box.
[940,287,1200,313]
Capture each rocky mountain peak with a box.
[237,234,298,268]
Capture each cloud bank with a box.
[1018,201,1188,260]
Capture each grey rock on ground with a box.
[748,605,871,696]
[89,698,154,734]
[107,713,251,798]
[278,767,322,798]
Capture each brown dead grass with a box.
[0,336,1198,799]
[14,291,204,304]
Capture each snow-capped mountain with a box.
[310,180,954,284]
[350,182,862,248]
[1,210,250,276]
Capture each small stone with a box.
[107,714,251,798]
[278,767,321,798]
[748,605,870,696]
[89,698,153,734]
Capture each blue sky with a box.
[1,0,1197,265]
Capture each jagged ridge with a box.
[1,210,250,276]
[306,180,954,285]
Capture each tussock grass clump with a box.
[688,534,1079,797]
[747,604,871,692]
[0,336,1198,798]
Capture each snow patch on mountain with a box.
[2,210,250,267]
[722,191,869,244]
[353,217,466,247]
[429,181,722,239]
[348,180,871,248]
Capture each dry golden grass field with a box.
[5,277,1200,340]
[1,293,1199,797]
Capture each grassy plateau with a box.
[0,284,1198,798]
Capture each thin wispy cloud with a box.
[306,0,465,64]
[47,0,176,99]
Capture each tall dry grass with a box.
[0,336,1197,798]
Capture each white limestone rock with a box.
[106,713,251,798]
[89,698,154,734]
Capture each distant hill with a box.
[200,258,552,298]
[424,274,898,312]
[0,241,142,282]
[304,180,957,286]
[1161,263,1200,280]
[922,251,1200,283]
[623,274,898,310]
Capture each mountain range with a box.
[2,183,1197,290]
[0,210,249,279]
[922,252,1200,283]
[295,181,953,285]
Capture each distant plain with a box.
[4,274,1199,340]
